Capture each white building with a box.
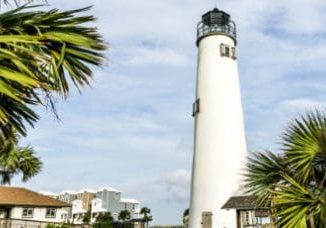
[57,190,78,223]
[72,189,95,224]
[189,8,248,228]
[0,187,71,227]
[58,190,78,203]
[91,187,122,222]
[31,186,141,225]
[72,199,88,224]
[222,196,272,228]
[120,198,141,219]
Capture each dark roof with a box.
[222,196,267,210]
[0,187,70,207]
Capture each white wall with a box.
[71,199,86,224]
[189,33,248,228]
[10,207,65,223]
[61,207,70,223]
[91,198,104,213]
[95,190,121,220]
[72,199,85,214]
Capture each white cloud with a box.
[158,169,191,203]
[280,98,324,112]
[126,46,189,67]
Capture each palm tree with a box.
[140,207,152,228]
[93,212,114,228]
[82,209,91,224]
[118,210,131,227]
[0,4,106,140]
[245,109,326,228]
[0,132,42,184]
[118,209,131,221]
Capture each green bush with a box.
[93,222,113,228]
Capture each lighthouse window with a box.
[231,47,237,59]
[220,43,226,56]
[225,46,230,57]
[192,98,200,117]
[220,43,230,57]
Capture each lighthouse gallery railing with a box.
[197,21,237,42]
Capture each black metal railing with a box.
[197,20,237,42]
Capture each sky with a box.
[10,0,326,225]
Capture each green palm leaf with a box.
[245,109,326,227]
[245,151,286,205]
[274,175,325,228]
[0,5,106,139]
[282,110,326,184]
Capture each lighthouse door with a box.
[201,211,212,228]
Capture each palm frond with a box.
[274,175,325,228]
[246,109,326,228]
[0,5,107,139]
[282,110,326,184]
[244,151,286,206]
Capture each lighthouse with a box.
[189,8,247,228]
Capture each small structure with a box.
[0,186,70,227]
[222,196,271,228]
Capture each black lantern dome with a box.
[197,8,236,45]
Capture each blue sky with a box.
[11,0,326,225]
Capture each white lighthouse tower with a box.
[189,8,247,228]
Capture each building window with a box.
[45,208,56,218]
[22,208,34,218]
